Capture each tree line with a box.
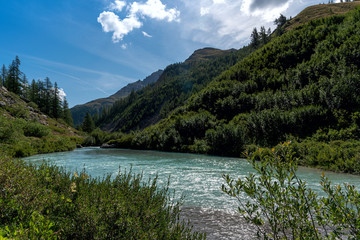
[0,56,73,126]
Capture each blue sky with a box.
[0,0,333,107]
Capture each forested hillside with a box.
[106,5,360,172]
[96,47,253,132]
[71,69,163,126]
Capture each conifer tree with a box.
[0,65,5,86]
[82,113,95,133]
[52,82,61,119]
[6,56,22,94]
[44,77,52,115]
[251,27,260,48]
[63,97,74,126]
[37,79,46,112]
[29,79,39,104]
[274,14,287,28]
[260,26,268,45]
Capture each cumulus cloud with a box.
[97,11,142,42]
[130,0,180,22]
[142,31,152,37]
[98,0,180,43]
[109,0,127,12]
[179,0,306,48]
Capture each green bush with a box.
[23,122,51,138]
[223,142,360,239]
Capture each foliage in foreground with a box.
[0,158,205,239]
[223,143,360,239]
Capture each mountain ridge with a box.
[71,69,163,126]
[96,46,249,132]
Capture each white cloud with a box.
[142,31,152,37]
[121,43,127,49]
[97,11,142,42]
[58,88,66,102]
[200,7,210,16]
[130,0,180,22]
[109,0,127,12]
[98,0,180,43]
[179,0,323,48]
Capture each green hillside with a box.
[96,47,250,132]
[106,5,360,173]
[285,1,360,31]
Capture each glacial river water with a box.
[24,147,360,239]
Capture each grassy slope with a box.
[285,1,360,30]
[0,86,83,158]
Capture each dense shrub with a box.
[0,158,204,239]
[23,122,51,138]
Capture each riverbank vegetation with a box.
[0,158,204,239]
[223,142,360,239]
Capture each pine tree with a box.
[274,14,287,28]
[63,97,74,126]
[251,27,260,49]
[52,82,61,119]
[37,79,46,112]
[82,112,95,133]
[1,65,6,87]
[260,26,268,45]
[44,77,52,115]
[29,79,39,104]
[6,56,22,94]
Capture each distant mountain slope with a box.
[96,47,252,132]
[110,4,360,157]
[71,70,163,126]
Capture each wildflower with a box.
[70,182,77,192]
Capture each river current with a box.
[24,147,360,239]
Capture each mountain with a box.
[70,69,163,126]
[96,47,251,132]
[0,86,81,158]
[107,4,360,161]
